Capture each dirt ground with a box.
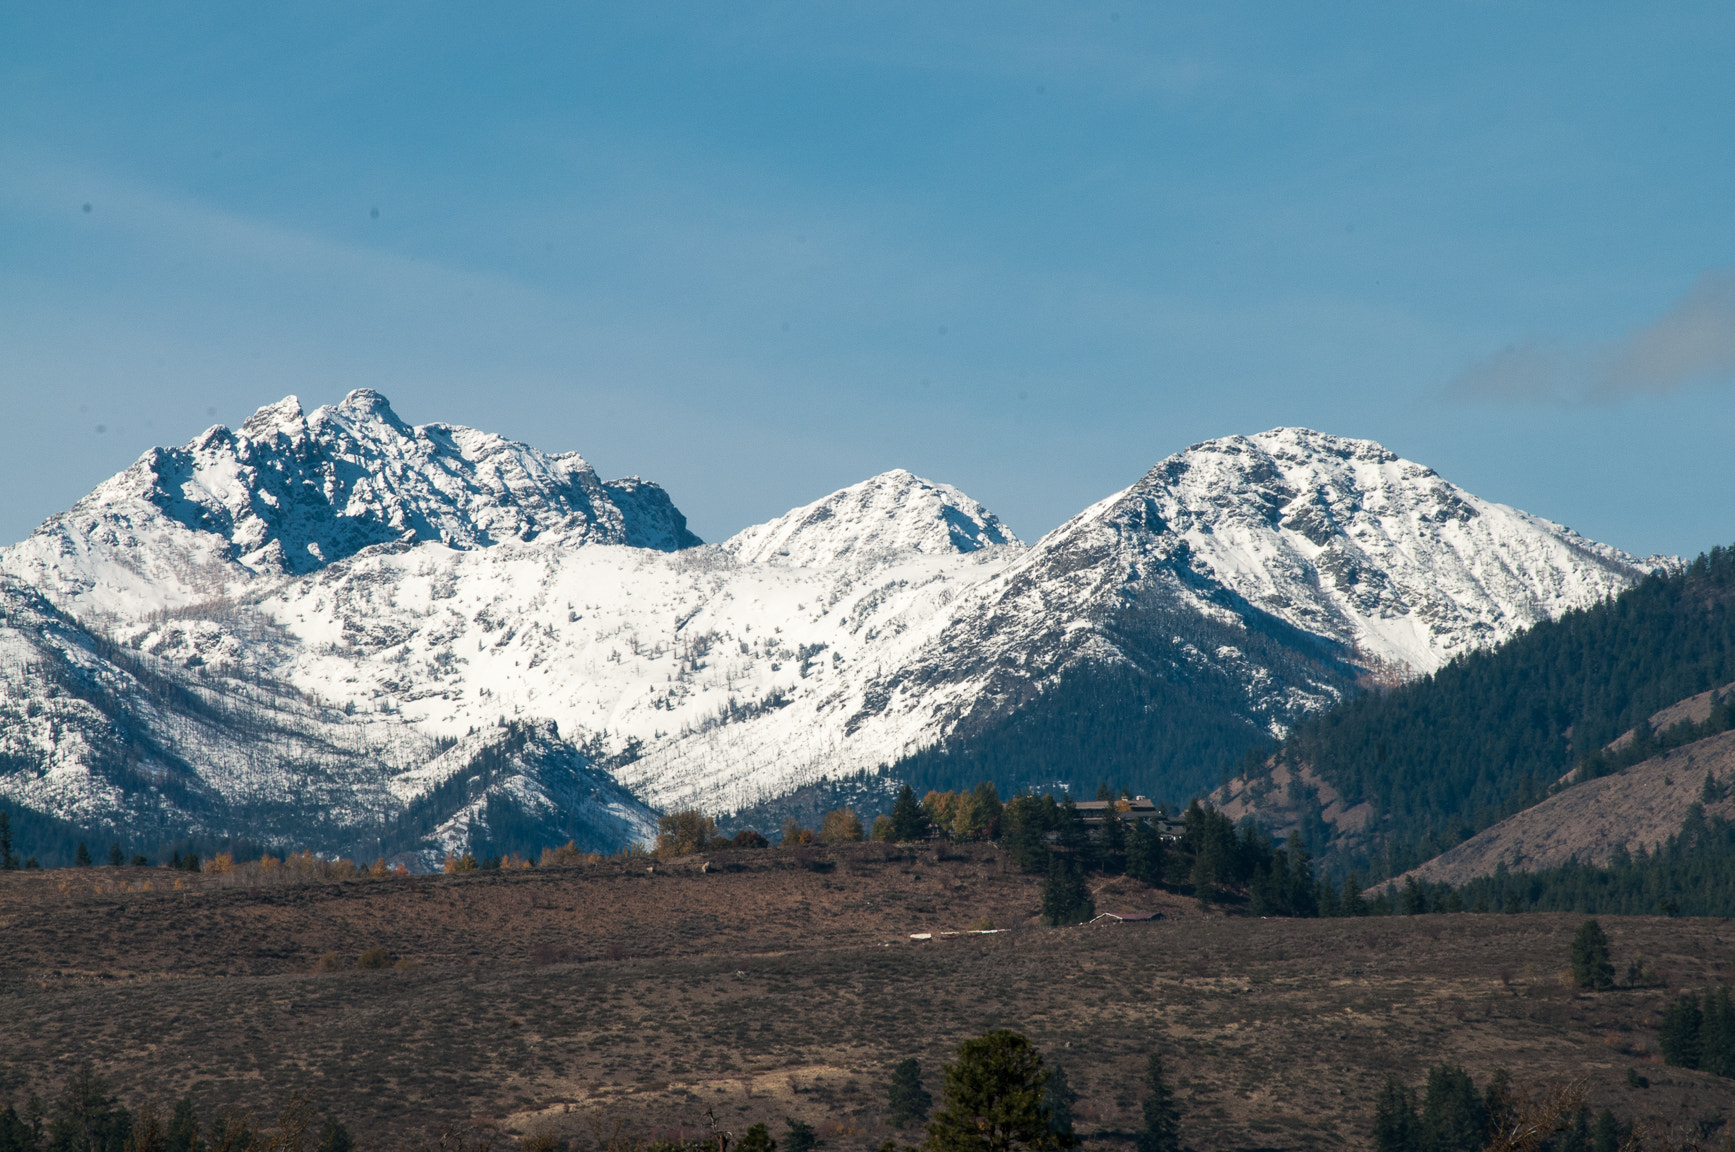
[2,843,1733,1151]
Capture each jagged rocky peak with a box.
[725,468,1021,567]
[3,390,700,611]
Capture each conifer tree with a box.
[314,1119,352,1152]
[1701,984,1735,1077]
[968,782,1004,840]
[1040,856,1094,926]
[1041,1065,1076,1140]
[1136,1054,1180,1152]
[926,1030,1071,1152]
[1002,795,1051,874]
[1660,992,1703,1068]
[887,1058,932,1128]
[1418,1064,1485,1152]
[737,1124,774,1152]
[106,845,123,868]
[163,1101,198,1152]
[889,785,930,843]
[47,1064,130,1152]
[0,809,15,871]
[1125,819,1164,886]
[1591,1111,1622,1152]
[781,1118,817,1152]
[1373,1076,1417,1152]
[1,1105,36,1152]
[1096,811,1126,875]
[1570,919,1614,990]
[74,842,92,868]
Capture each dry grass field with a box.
[3,843,1733,1151]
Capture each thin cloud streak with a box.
[1448,268,1735,405]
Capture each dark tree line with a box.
[0,1067,352,1152]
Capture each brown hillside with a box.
[3,843,1734,1150]
[1404,730,1735,888]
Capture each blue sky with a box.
[4,3,1735,558]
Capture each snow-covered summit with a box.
[3,390,700,614]
[725,469,1020,568]
[1029,426,1658,673]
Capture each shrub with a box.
[357,948,391,970]
[732,829,770,849]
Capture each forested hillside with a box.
[1241,545,1735,880]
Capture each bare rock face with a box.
[0,401,1659,856]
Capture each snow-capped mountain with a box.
[5,389,698,618]
[0,396,1661,860]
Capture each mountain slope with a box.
[0,398,1659,854]
[1218,545,1733,878]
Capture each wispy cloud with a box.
[1448,269,1735,404]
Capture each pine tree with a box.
[887,1058,932,1129]
[1095,811,1126,875]
[1282,832,1319,917]
[314,1119,352,1152]
[1592,1111,1622,1152]
[0,809,15,871]
[1003,795,1051,874]
[1136,1054,1180,1152]
[781,1118,817,1152]
[1660,993,1703,1068]
[1125,819,1164,886]
[926,1030,1071,1152]
[163,1101,198,1152]
[1041,1064,1076,1139]
[74,842,92,868]
[106,845,123,868]
[1,1105,37,1152]
[1373,1076,1418,1152]
[1702,985,1735,1077]
[1417,1064,1485,1152]
[1570,920,1614,990]
[47,1064,130,1152]
[1040,856,1094,927]
[890,785,930,843]
[737,1124,775,1152]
